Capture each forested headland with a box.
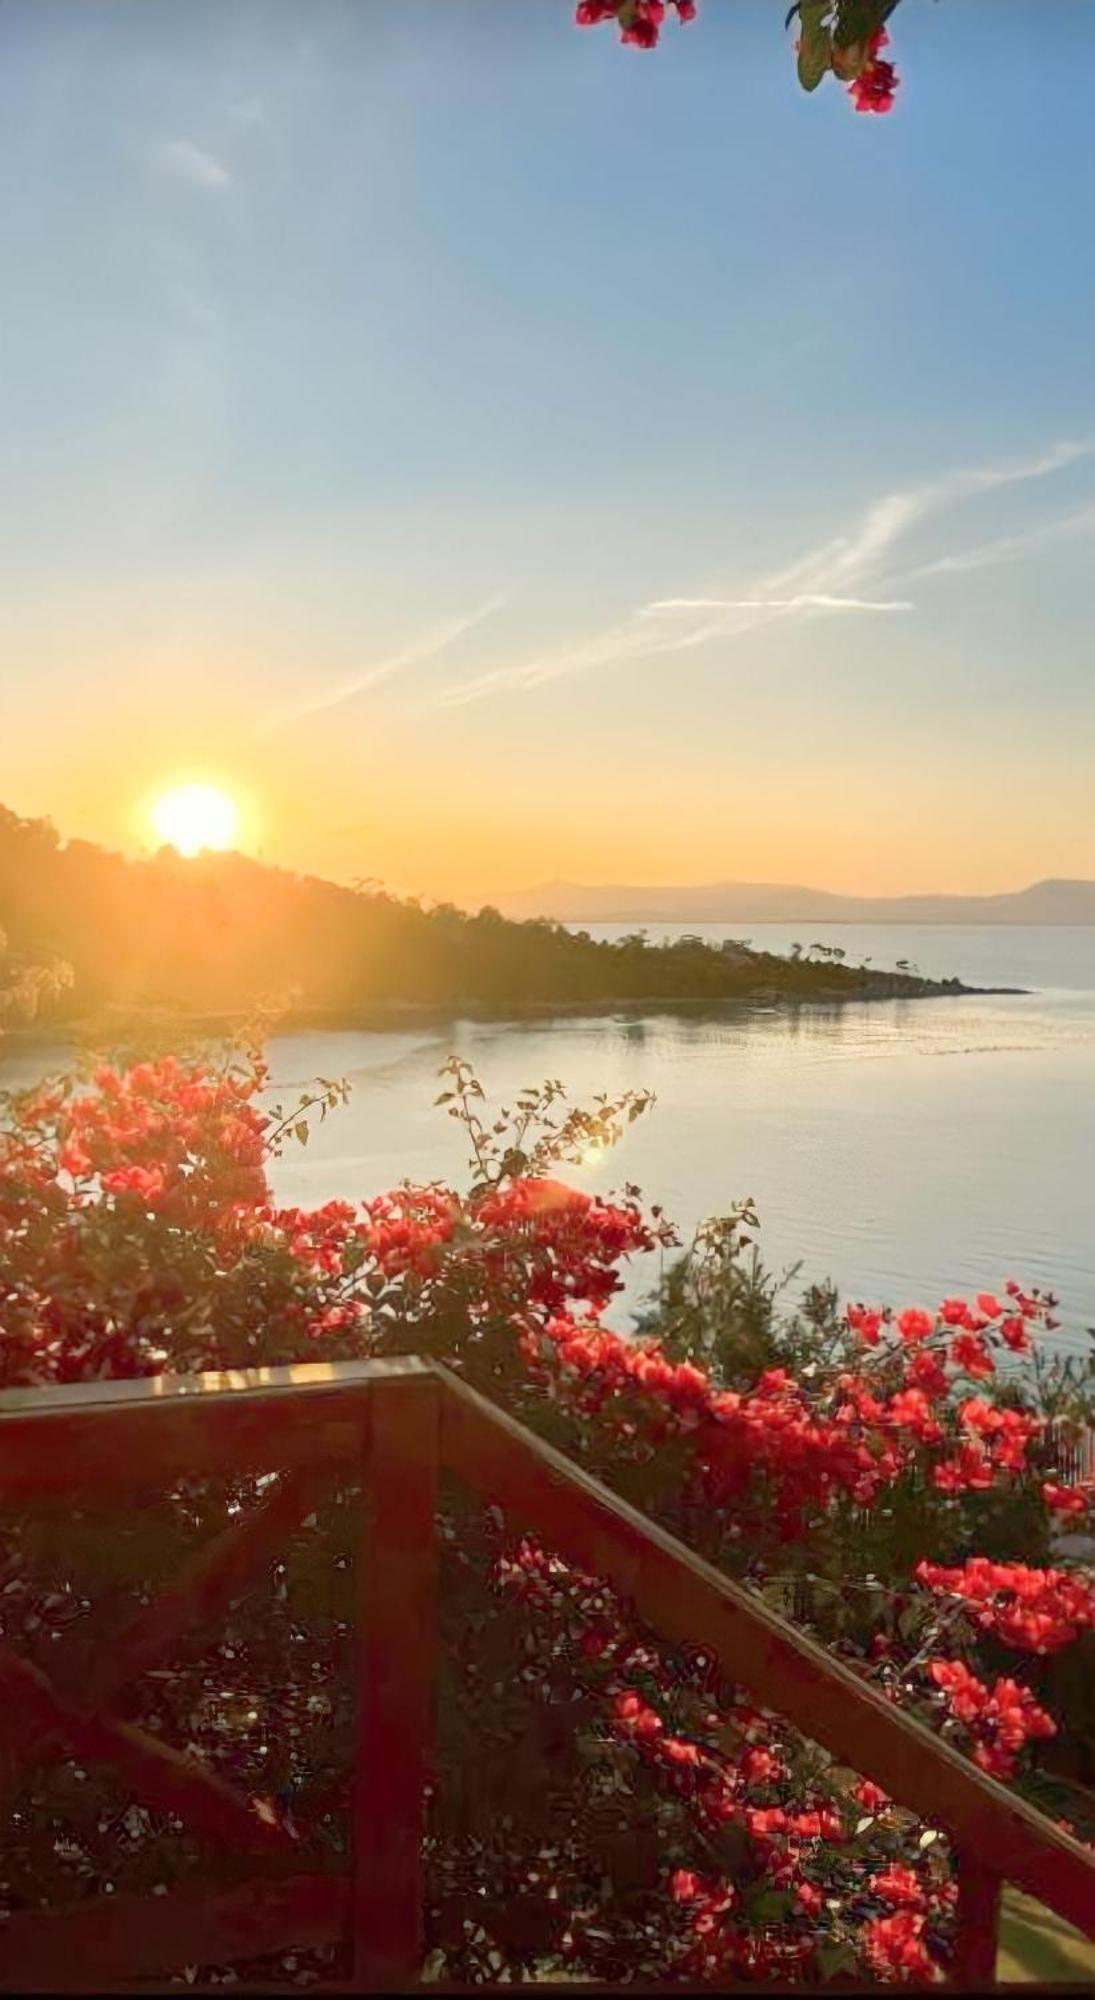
[0,804,972,1037]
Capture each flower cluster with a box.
[928,1660,1056,1778]
[359,1187,459,1277]
[525,1282,1066,1544]
[527,1312,912,1535]
[843,1290,1060,1491]
[849,1282,1052,1375]
[56,1056,270,1220]
[863,1908,938,1983]
[1044,1480,1093,1517]
[916,1558,1095,1655]
[844,25,899,114]
[575,0,695,49]
[475,1177,656,1315]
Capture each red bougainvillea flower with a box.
[941,1296,979,1329]
[1044,1482,1090,1516]
[669,1868,732,1919]
[575,0,695,48]
[904,1348,950,1399]
[846,26,899,114]
[99,1163,167,1205]
[58,1135,92,1178]
[931,1442,996,1494]
[741,1744,783,1784]
[896,1307,933,1343]
[949,1330,995,1379]
[870,1865,926,1908]
[853,1778,891,1813]
[847,1302,884,1346]
[498,1176,592,1216]
[959,1397,1040,1473]
[929,1660,1056,1777]
[613,1688,665,1739]
[863,1907,937,1981]
[886,1386,944,1444]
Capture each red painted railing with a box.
[0,1357,1093,1991]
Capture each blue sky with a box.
[1,0,1093,900]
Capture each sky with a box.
[1,0,1094,906]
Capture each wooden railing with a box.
[0,1357,1093,1991]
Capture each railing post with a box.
[352,1371,439,1991]
[951,1854,1001,1986]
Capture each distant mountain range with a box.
[493,878,1095,927]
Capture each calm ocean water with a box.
[4,926,1094,1349]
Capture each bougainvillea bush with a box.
[1,1049,1093,1983]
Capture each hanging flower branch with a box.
[575,0,696,49]
[576,0,903,114]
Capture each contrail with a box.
[259,594,506,732]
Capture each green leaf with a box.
[816,1938,857,1979]
[746,1886,797,1925]
[797,2,832,90]
[834,0,899,53]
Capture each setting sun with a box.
[151,783,240,858]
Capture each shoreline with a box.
[0,980,1030,1056]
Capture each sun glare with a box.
[151,783,240,859]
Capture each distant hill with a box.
[493,878,1095,927]
[0,803,972,1035]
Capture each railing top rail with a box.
[0,1354,430,1423]
[0,1357,433,1494]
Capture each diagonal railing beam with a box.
[1,1462,337,1801]
[81,1458,337,1709]
[0,1643,295,1856]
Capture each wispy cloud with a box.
[260,595,506,733]
[754,437,1094,606]
[902,504,1095,582]
[155,139,232,190]
[644,594,913,614]
[428,619,654,712]
[425,433,1093,713]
